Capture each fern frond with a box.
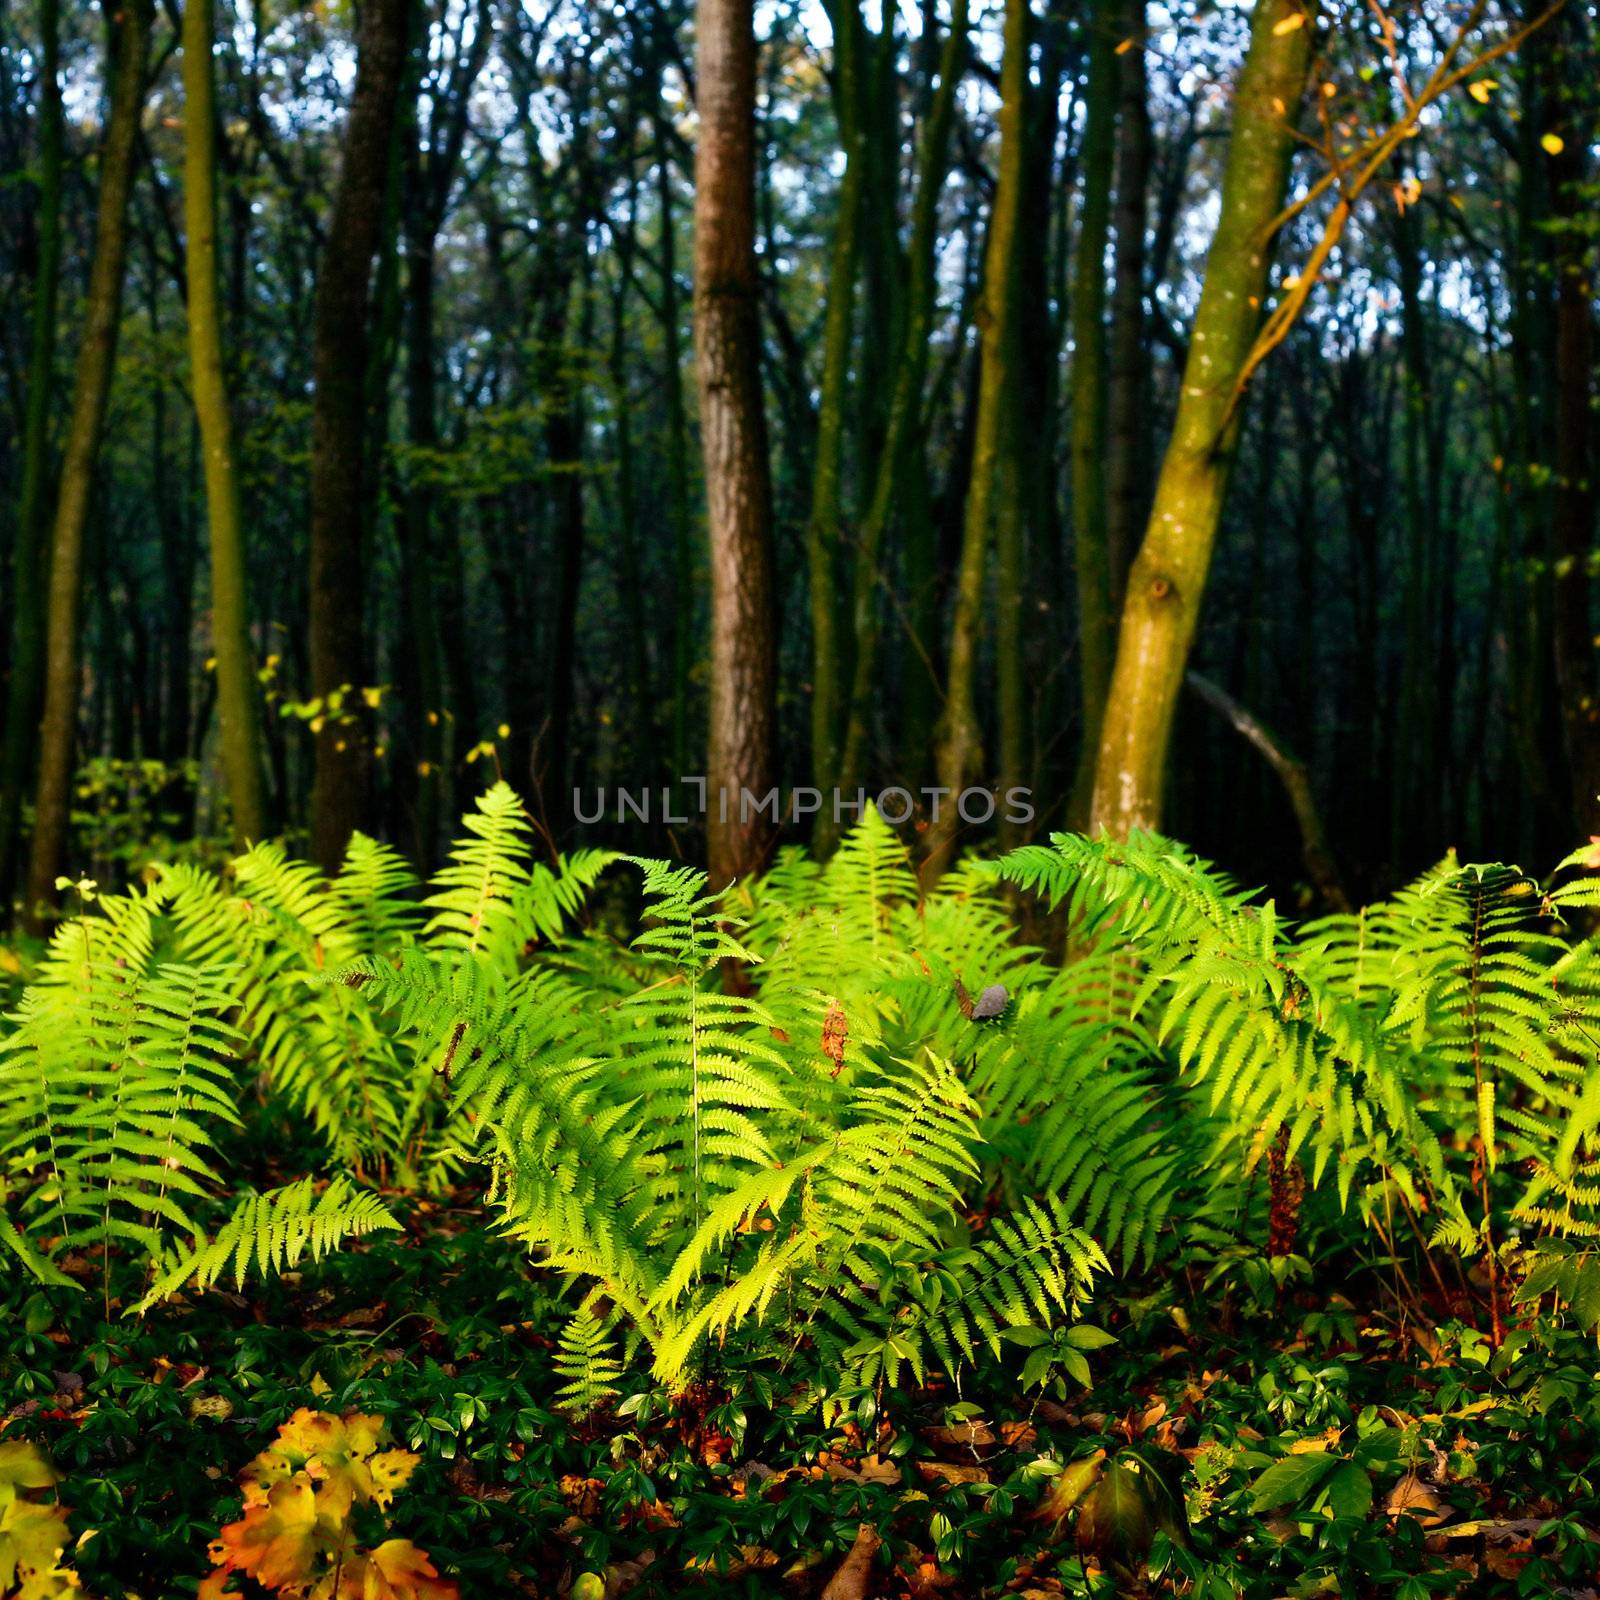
[135,1176,399,1311]
[552,1296,625,1416]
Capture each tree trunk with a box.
[804,0,865,810]
[307,0,411,873]
[695,0,780,888]
[399,198,446,863]
[24,0,153,931]
[1088,0,1313,838]
[1548,11,1598,833]
[1104,0,1151,609]
[656,121,696,782]
[183,0,268,846]
[926,0,1027,879]
[1066,0,1116,826]
[0,0,63,906]
[832,0,968,827]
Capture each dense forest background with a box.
[0,0,1595,925]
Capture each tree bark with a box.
[1066,0,1116,826]
[804,0,866,810]
[24,0,153,931]
[832,0,968,828]
[0,0,63,906]
[926,0,1027,880]
[1089,0,1313,838]
[1548,13,1598,834]
[696,0,780,887]
[307,0,411,873]
[654,117,697,783]
[1104,0,1151,610]
[1186,671,1350,912]
[183,0,268,846]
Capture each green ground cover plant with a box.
[4,785,1600,1596]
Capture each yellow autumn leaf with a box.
[1272,10,1306,33]
[1467,78,1497,104]
[1542,132,1565,154]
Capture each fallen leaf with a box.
[916,1460,990,1485]
[821,1523,881,1600]
[1387,1472,1448,1526]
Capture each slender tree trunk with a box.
[832,0,968,826]
[696,0,780,887]
[1104,0,1150,608]
[0,0,63,906]
[539,256,590,811]
[926,0,1027,879]
[656,121,696,782]
[610,171,663,796]
[183,0,267,845]
[307,0,411,873]
[24,0,153,931]
[804,0,865,812]
[1548,13,1598,832]
[1067,0,1117,826]
[399,201,446,863]
[1089,0,1313,838]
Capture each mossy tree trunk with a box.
[24,0,153,931]
[1089,0,1313,839]
[183,0,268,847]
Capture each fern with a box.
[0,954,244,1291]
[423,780,535,958]
[552,1296,626,1417]
[135,1175,399,1312]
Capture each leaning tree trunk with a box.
[0,0,64,907]
[926,0,1026,880]
[183,0,268,846]
[24,0,152,932]
[307,0,411,874]
[1088,0,1313,838]
[695,0,780,888]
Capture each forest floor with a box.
[8,1184,1600,1600]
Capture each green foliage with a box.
[11,797,1600,1597]
[996,830,1600,1313]
[551,1297,624,1418]
[17,788,1600,1398]
[347,807,1106,1394]
[133,1175,399,1313]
